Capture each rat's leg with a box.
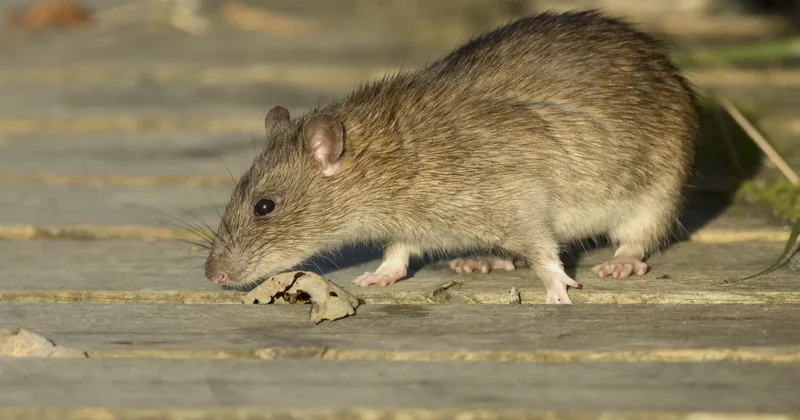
[448,255,516,274]
[592,205,672,279]
[528,248,581,304]
[507,234,580,304]
[353,243,419,287]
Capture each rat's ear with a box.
[265,105,290,130]
[303,114,344,177]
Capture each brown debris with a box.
[5,0,92,32]
[220,1,319,36]
[425,280,460,304]
[0,328,88,358]
[243,271,359,323]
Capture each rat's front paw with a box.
[546,288,573,304]
[448,256,515,274]
[592,256,648,279]
[543,276,578,304]
[353,267,407,287]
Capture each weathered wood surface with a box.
[1,240,797,305]
[0,84,325,118]
[2,358,800,413]
[0,133,259,178]
[2,1,800,416]
[2,304,800,357]
[0,408,792,420]
[0,185,232,227]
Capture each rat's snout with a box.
[208,270,228,284]
[204,253,231,284]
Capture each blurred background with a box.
[0,0,799,237]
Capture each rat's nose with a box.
[209,271,228,284]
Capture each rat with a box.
[204,10,699,304]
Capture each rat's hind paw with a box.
[448,256,515,274]
[592,256,648,279]
[353,268,406,287]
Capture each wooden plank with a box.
[3,115,800,136]
[0,132,260,178]
[2,304,800,356]
[0,64,394,90]
[0,240,798,304]
[1,358,799,412]
[0,84,321,119]
[0,184,230,227]
[0,116,263,134]
[0,408,794,420]
[2,65,800,89]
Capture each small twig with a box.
[717,94,800,185]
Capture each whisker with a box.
[251,134,260,157]
[174,255,209,260]
[170,219,214,247]
[175,238,212,250]
[157,210,214,241]
[182,211,226,249]
[198,188,226,228]
[180,264,205,282]
[218,156,238,189]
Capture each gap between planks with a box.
[0,174,232,187]
[0,66,798,88]
[0,407,795,420]
[79,346,800,364]
[2,290,799,305]
[0,115,797,135]
[0,223,791,243]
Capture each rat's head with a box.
[204,105,350,287]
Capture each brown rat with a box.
[204,10,699,304]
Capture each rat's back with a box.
[426,11,692,110]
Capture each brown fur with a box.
[205,10,700,303]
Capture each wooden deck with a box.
[2,1,800,418]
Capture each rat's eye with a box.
[254,198,276,216]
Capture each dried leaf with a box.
[5,0,91,32]
[243,271,359,323]
[0,328,88,358]
[220,1,320,36]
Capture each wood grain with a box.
[3,304,800,357]
[2,358,798,412]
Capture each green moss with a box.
[738,180,800,222]
[671,37,800,68]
